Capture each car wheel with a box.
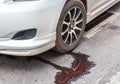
[55,0,86,53]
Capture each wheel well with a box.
[66,0,87,12]
[81,0,87,12]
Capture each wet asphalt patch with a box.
[0,51,95,84]
[29,52,95,84]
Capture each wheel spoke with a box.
[64,32,70,43]
[75,18,83,25]
[70,32,73,44]
[63,21,69,26]
[73,8,77,19]
[75,11,81,20]
[61,28,68,36]
[72,30,78,40]
[68,11,72,21]
[74,26,82,31]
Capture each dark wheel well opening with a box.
[81,0,87,12]
[66,0,87,12]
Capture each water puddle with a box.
[55,52,95,84]
[33,52,95,84]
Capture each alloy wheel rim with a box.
[61,7,84,46]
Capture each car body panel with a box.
[0,0,119,56]
[0,0,66,56]
[87,0,120,22]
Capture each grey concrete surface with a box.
[0,2,120,84]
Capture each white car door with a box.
[88,0,108,12]
[87,0,117,22]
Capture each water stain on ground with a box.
[108,24,120,30]
[55,52,95,84]
[1,52,95,84]
[32,52,95,84]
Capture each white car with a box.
[0,0,119,56]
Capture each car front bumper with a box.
[0,0,66,56]
[0,33,56,56]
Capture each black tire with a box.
[55,0,86,53]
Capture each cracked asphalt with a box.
[0,2,120,84]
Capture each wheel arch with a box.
[66,0,87,12]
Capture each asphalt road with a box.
[0,2,120,84]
